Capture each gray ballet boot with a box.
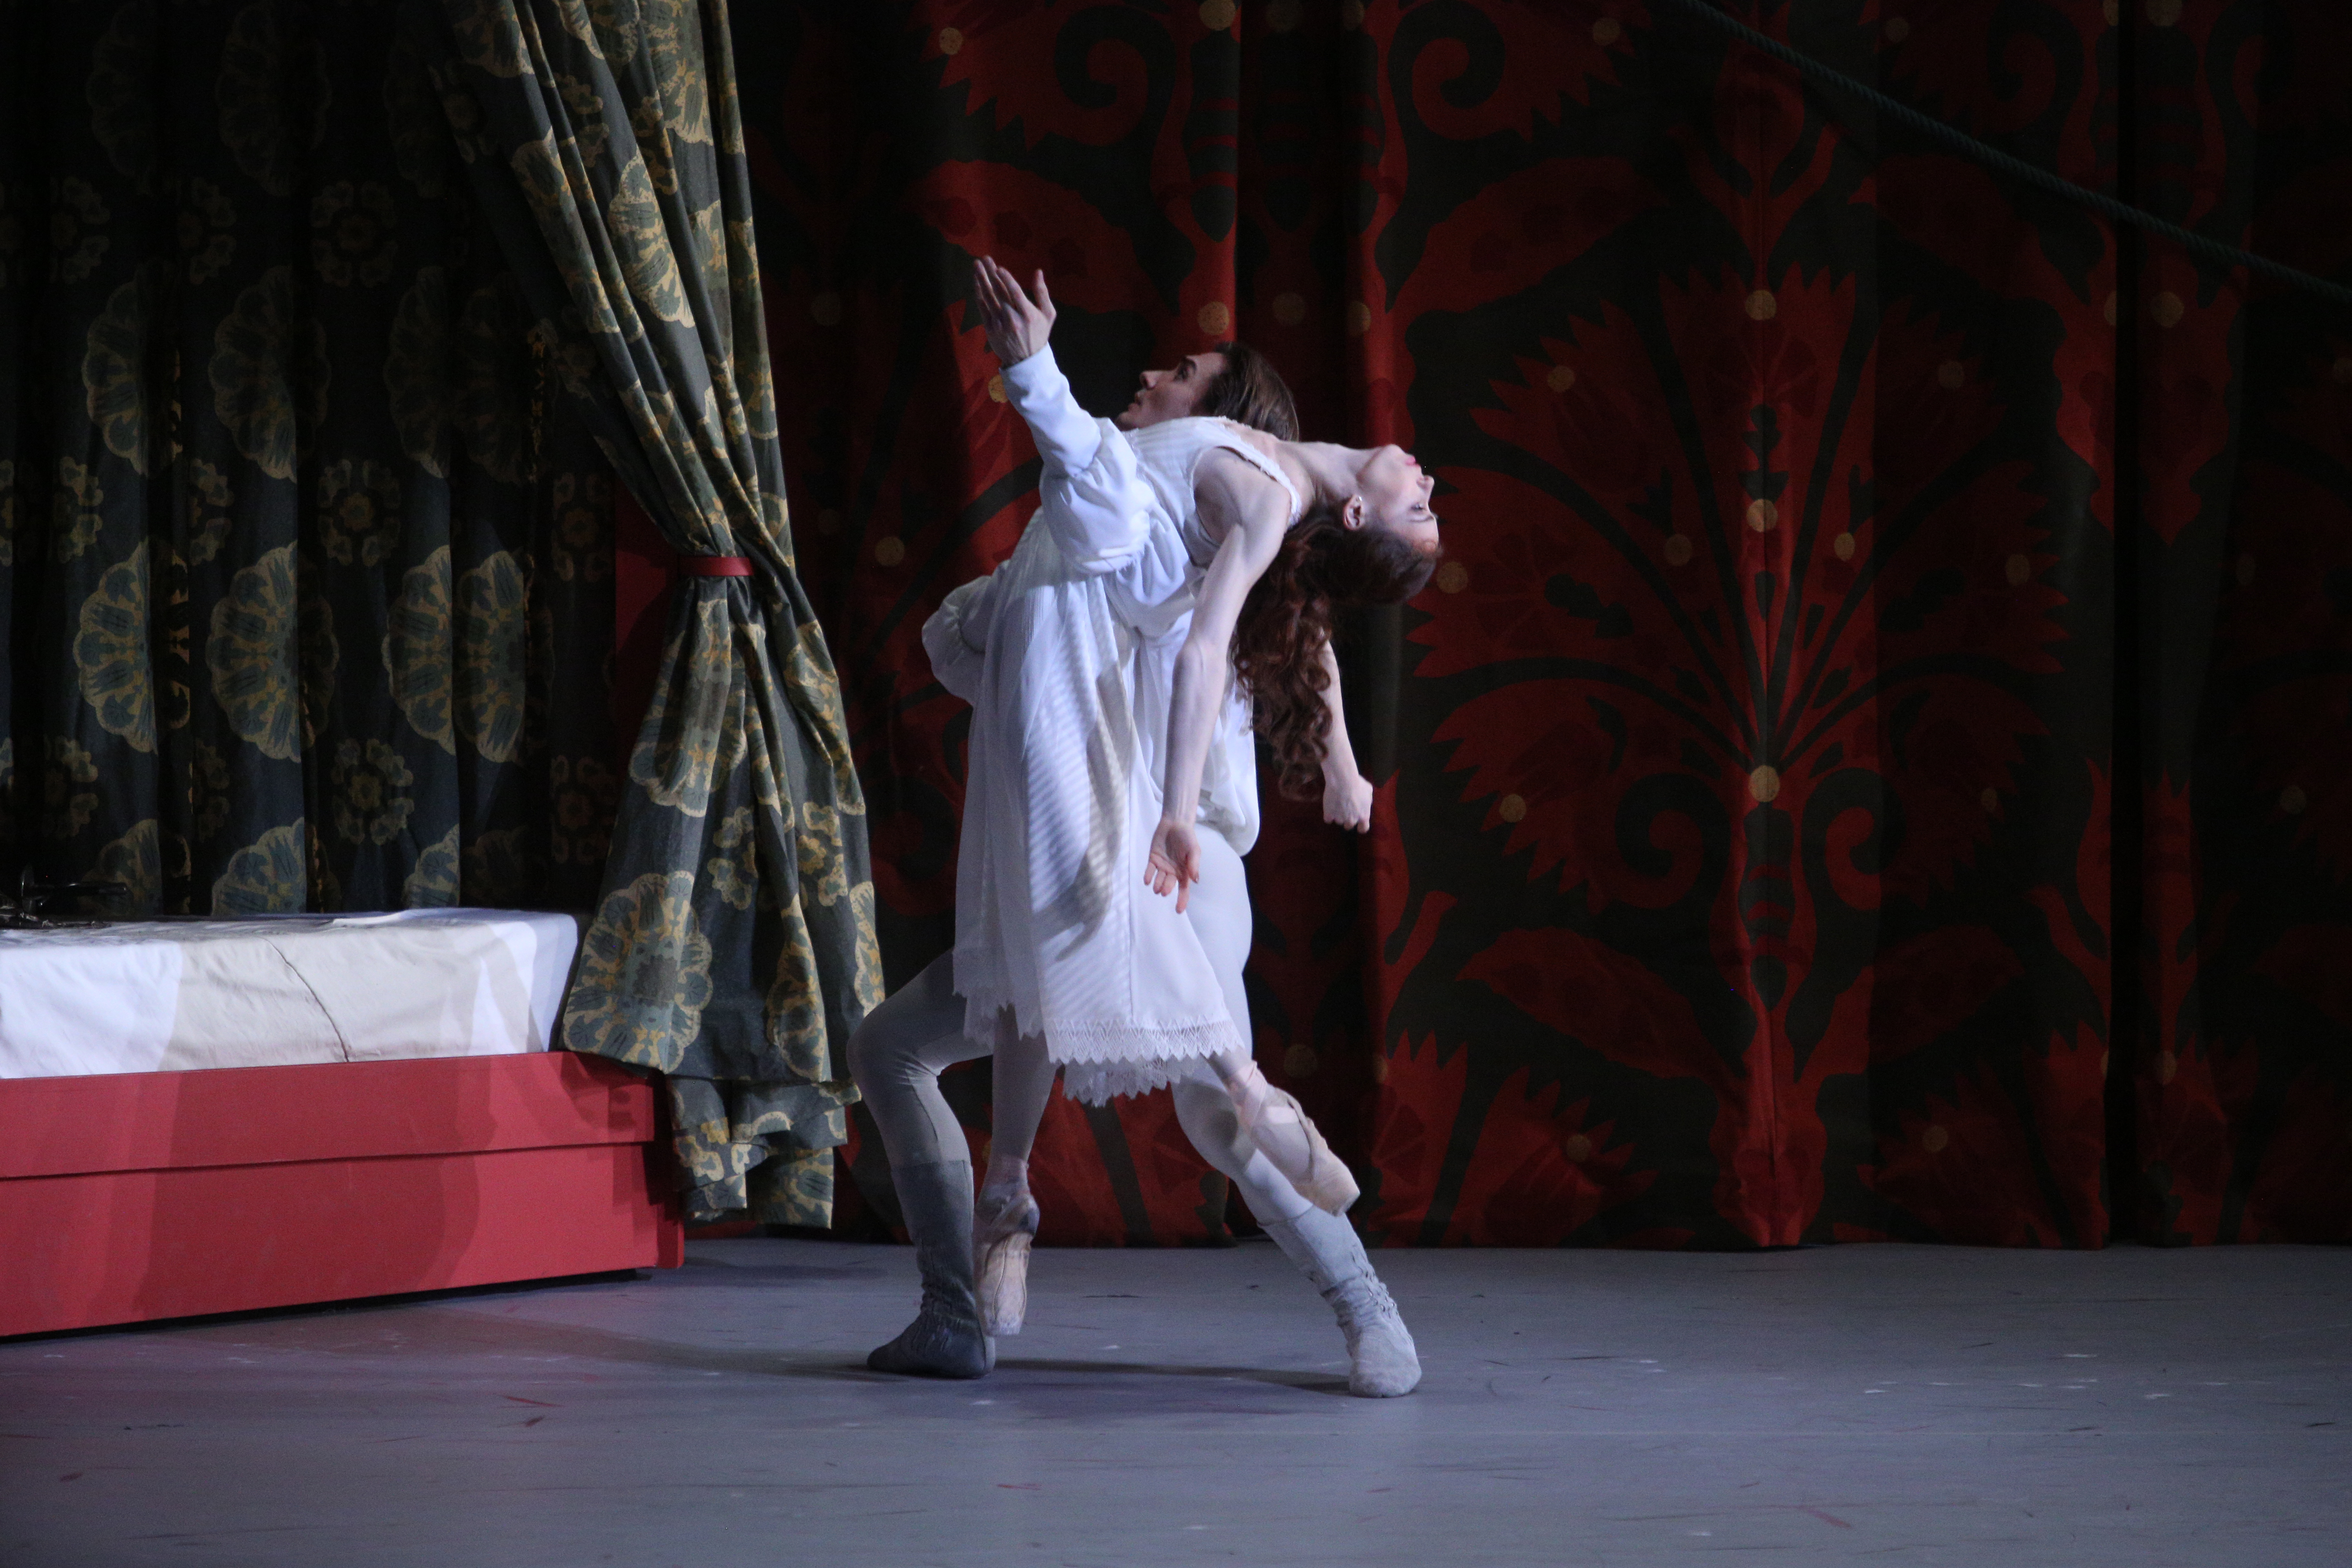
[867,1159,996,1379]
[1264,1207,1421,1397]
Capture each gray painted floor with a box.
[1,1238,2346,1567]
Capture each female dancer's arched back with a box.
[848,259,1435,1396]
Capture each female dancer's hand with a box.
[1146,818,1201,913]
[1322,767,1374,833]
[971,256,1056,367]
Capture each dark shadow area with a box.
[996,1355,1350,1397]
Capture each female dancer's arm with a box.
[1146,454,1288,909]
[1316,638,1374,832]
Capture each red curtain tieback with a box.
[678,556,752,577]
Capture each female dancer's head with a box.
[1236,442,1440,801]
[1116,341,1299,440]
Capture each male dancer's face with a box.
[1114,351,1227,430]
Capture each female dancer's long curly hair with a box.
[1232,511,1437,800]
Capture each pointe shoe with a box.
[866,1159,995,1380]
[1233,1067,1360,1215]
[974,1186,1041,1336]
[1263,1208,1421,1398]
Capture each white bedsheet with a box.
[0,909,580,1079]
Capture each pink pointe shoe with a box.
[1232,1062,1360,1216]
[973,1185,1040,1336]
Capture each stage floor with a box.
[2,1238,2346,1566]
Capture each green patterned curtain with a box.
[0,4,614,924]
[416,0,881,1224]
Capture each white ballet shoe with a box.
[1327,1271,1420,1397]
[973,1185,1040,1337]
[1263,1207,1421,1397]
[1232,1064,1360,1215]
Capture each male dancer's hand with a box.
[1146,818,1201,914]
[972,255,1055,367]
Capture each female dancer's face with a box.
[1115,351,1228,430]
[1345,444,1441,555]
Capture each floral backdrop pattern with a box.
[5,1,2345,1250]
[726,0,2352,1247]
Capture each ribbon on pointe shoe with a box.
[974,1158,1041,1336]
[1230,1062,1360,1215]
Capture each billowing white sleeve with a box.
[921,573,996,704]
[1000,346,1154,574]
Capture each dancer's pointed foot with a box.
[1264,1208,1419,1397]
[1232,1063,1360,1215]
[866,1158,995,1379]
[974,1184,1041,1337]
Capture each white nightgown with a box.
[920,348,1300,1103]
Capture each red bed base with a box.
[0,1051,683,1339]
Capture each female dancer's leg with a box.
[972,830,1305,1335]
[1173,835,1419,1396]
[972,1029,1054,1338]
[1164,832,1311,1223]
[969,831,1420,1395]
[971,864,1323,1330]
[1181,833,1355,1217]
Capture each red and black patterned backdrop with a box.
[661,0,2352,1248]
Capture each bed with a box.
[0,911,681,1339]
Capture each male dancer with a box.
[849,262,1419,1397]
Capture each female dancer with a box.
[849,259,1436,1395]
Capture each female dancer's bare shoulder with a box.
[1191,442,1291,554]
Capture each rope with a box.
[1651,0,2352,313]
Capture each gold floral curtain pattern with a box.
[0,4,615,924]
[418,0,881,1223]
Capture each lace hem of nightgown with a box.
[958,981,1240,1105]
[1055,1013,1238,1102]
[1060,1056,1207,1105]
